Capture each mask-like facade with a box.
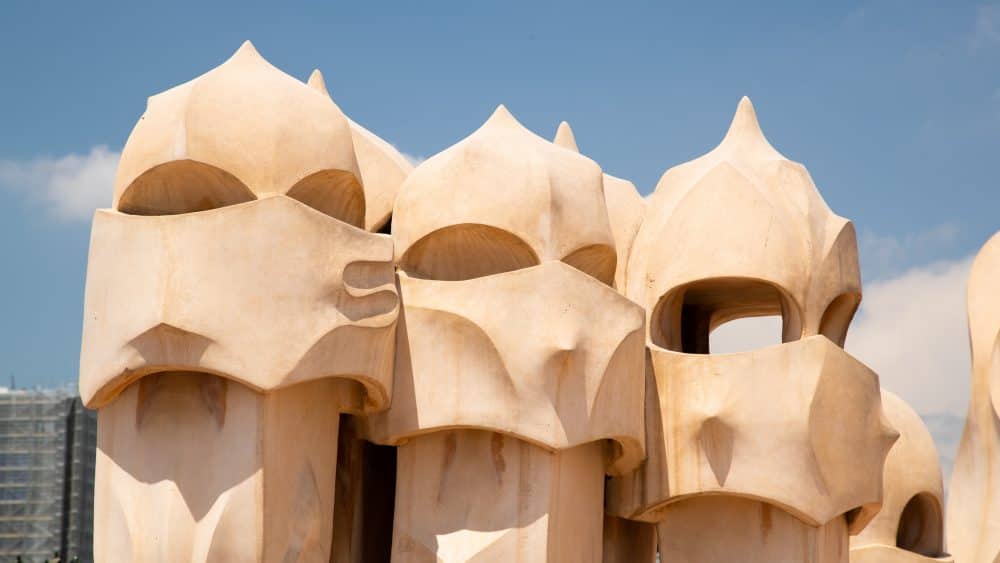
[607,98,897,562]
[852,391,952,562]
[947,231,1000,562]
[365,106,646,562]
[80,42,400,562]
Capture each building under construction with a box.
[0,387,96,562]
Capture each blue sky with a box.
[0,0,994,458]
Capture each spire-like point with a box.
[725,96,761,139]
[714,96,783,159]
[233,40,260,59]
[489,104,517,125]
[553,121,579,152]
[307,69,329,97]
[721,96,768,145]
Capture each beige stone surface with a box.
[627,97,862,350]
[851,391,951,561]
[112,42,365,225]
[82,42,398,562]
[552,121,645,291]
[80,196,398,409]
[79,42,922,561]
[391,431,604,562]
[391,105,617,285]
[947,231,1000,563]
[365,105,646,562]
[365,262,645,472]
[607,97,895,561]
[308,69,413,232]
[656,496,850,563]
[609,336,893,527]
[95,375,347,562]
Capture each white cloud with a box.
[858,223,960,281]
[972,3,1000,51]
[848,256,973,416]
[0,146,119,221]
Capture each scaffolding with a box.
[0,388,95,563]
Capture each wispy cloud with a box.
[851,255,974,486]
[0,146,119,221]
[970,3,1000,51]
[849,256,973,415]
[859,223,961,281]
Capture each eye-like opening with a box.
[286,169,366,228]
[399,224,540,281]
[709,316,784,354]
[651,278,802,353]
[818,292,861,348]
[896,492,944,556]
[563,244,617,286]
[117,160,256,215]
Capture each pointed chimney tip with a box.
[307,69,329,97]
[235,40,259,57]
[486,104,520,126]
[721,95,767,144]
[553,121,579,152]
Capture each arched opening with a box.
[286,169,366,228]
[117,160,255,215]
[399,224,539,281]
[896,492,944,556]
[651,278,801,354]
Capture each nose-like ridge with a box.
[607,336,888,527]
[366,263,646,474]
[128,323,215,370]
[699,416,735,487]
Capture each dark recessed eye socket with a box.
[399,224,540,281]
[118,160,256,216]
[286,169,366,228]
[562,244,617,287]
[651,278,802,354]
[819,293,861,348]
[896,493,944,556]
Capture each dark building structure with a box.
[0,388,96,562]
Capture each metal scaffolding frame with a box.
[0,388,95,563]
